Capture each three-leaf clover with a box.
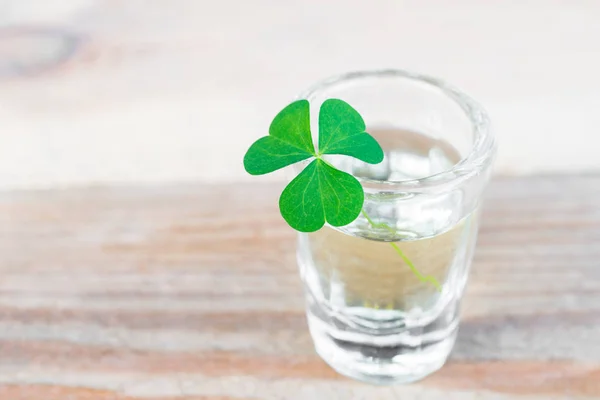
[244,99,383,232]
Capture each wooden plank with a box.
[2,1,600,189]
[0,175,599,399]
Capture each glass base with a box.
[305,297,459,385]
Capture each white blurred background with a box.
[0,0,599,189]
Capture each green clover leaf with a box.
[243,97,442,292]
[244,100,315,175]
[318,99,383,163]
[243,98,383,232]
[279,159,364,232]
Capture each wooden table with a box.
[0,175,599,399]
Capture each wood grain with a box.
[1,1,600,190]
[0,175,599,399]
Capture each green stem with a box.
[361,210,442,292]
[320,156,442,292]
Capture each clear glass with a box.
[295,70,496,384]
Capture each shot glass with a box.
[295,69,496,384]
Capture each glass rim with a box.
[297,69,496,191]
